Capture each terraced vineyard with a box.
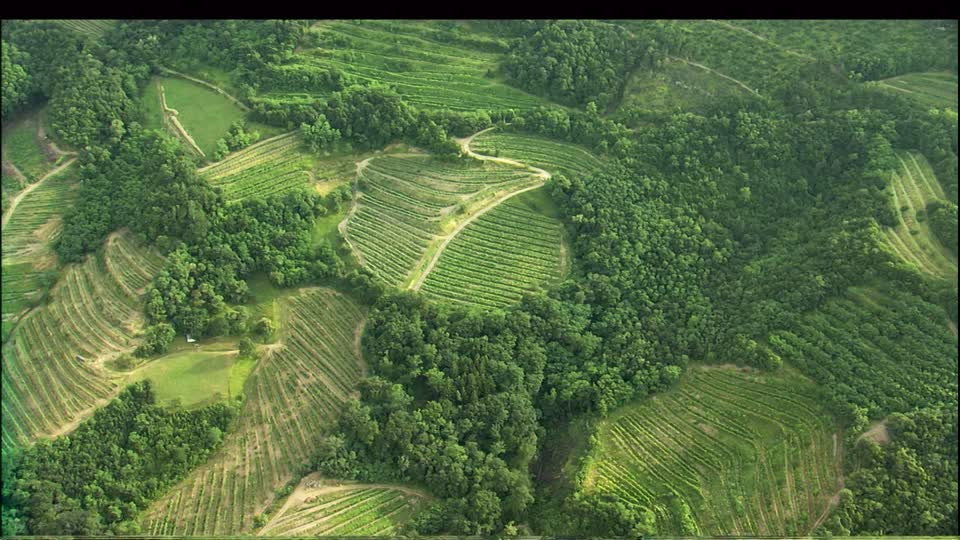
[769,285,958,419]
[260,483,426,536]
[1,229,165,449]
[292,20,545,111]
[1,166,78,328]
[879,151,957,279]
[875,71,958,111]
[198,132,314,202]
[420,189,564,309]
[583,367,840,535]
[470,131,603,178]
[142,288,367,535]
[53,20,115,40]
[346,154,538,288]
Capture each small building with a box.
[186,334,196,343]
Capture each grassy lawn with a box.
[128,350,240,408]
[159,77,247,158]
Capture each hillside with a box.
[1,18,956,538]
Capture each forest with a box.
[1,18,957,536]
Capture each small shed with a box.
[186,334,196,343]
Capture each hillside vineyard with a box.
[1,19,957,537]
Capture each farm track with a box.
[2,157,76,231]
[408,128,550,291]
[667,56,759,95]
[157,66,251,111]
[706,20,815,60]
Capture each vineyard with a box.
[142,288,367,535]
[1,114,56,184]
[290,20,546,111]
[420,189,564,309]
[52,20,115,40]
[1,229,165,450]
[875,71,959,111]
[346,154,538,288]
[198,132,314,202]
[769,285,958,419]
[259,480,426,536]
[583,366,840,536]
[469,131,603,178]
[878,152,956,279]
[1,164,77,336]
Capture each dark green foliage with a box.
[4,381,234,535]
[212,121,260,161]
[322,293,543,534]
[301,116,341,153]
[825,407,959,535]
[134,323,176,357]
[1,40,32,120]
[504,20,641,108]
[322,84,415,149]
[146,190,342,336]
[927,200,958,255]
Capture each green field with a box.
[616,59,755,116]
[879,152,957,279]
[1,163,78,337]
[128,351,239,408]
[142,288,367,535]
[769,285,958,420]
[1,229,165,449]
[1,114,55,183]
[260,484,426,536]
[199,132,313,202]
[289,20,547,111]
[346,154,538,288]
[52,19,115,40]
[875,71,958,111]
[159,77,248,157]
[470,131,604,178]
[583,366,840,535]
[420,188,564,309]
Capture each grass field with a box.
[615,59,755,117]
[128,351,240,408]
[769,285,958,420]
[582,366,840,535]
[289,20,547,111]
[346,153,539,288]
[878,152,957,279]
[141,76,279,161]
[142,288,367,535]
[420,188,565,309]
[875,71,958,111]
[259,481,426,536]
[1,229,165,450]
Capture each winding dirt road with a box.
[407,128,551,291]
[2,157,77,231]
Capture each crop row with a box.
[420,195,563,309]
[2,232,161,449]
[587,368,837,535]
[141,288,366,534]
[471,132,604,176]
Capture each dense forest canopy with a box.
[1,18,957,536]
